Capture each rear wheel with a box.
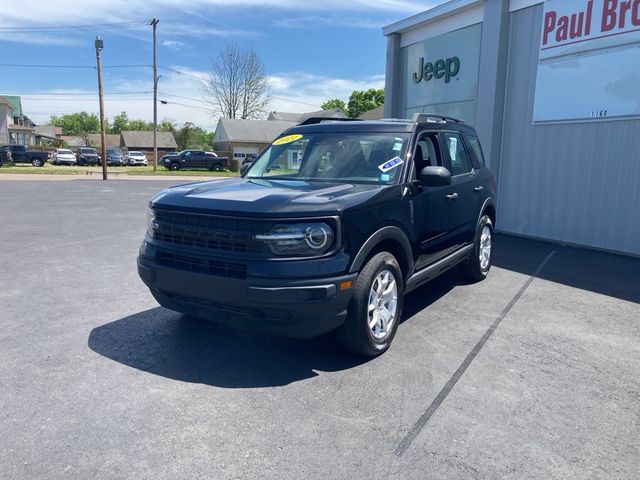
[212,164,223,172]
[337,252,403,356]
[170,162,180,171]
[32,158,43,167]
[461,215,493,281]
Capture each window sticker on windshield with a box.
[273,134,303,146]
[392,142,403,152]
[380,173,391,182]
[378,156,404,173]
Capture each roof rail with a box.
[297,117,361,126]
[411,113,465,124]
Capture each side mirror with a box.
[419,166,452,187]
[240,163,251,176]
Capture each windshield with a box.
[108,149,122,155]
[129,151,142,156]
[245,132,410,185]
[81,148,96,154]
[59,149,73,155]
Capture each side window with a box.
[412,133,442,179]
[441,132,473,176]
[466,134,485,168]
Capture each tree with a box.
[159,119,178,133]
[321,99,347,115]
[49,112,100,145]
[202,43,271,119]
[347,88,384,119]
[109,111,152,134]
[174,122,214,151]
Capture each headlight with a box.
[255,222,335,256]
[147,208,157,236]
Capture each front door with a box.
[410,131,466,270]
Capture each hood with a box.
[150,177,402,217]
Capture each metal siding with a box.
[499,5,640,256]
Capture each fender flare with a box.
[349,226,414,276]
[477,197,496,227]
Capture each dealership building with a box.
[383,0,640,257]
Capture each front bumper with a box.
[138,255,357,339]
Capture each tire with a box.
[461,215,493,282]
[32,158,43,167]
[212,164,223,172]
[337,252,404,356]
[170,162,180,171]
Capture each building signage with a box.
[400,23,481,124]
[412,57,461,83]
[534,0,640,122]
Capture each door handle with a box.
[473,186,484,192]
[446,193,459,201]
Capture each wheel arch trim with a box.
[349,226,414,278]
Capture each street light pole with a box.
[95,36,107,181]
[151,18,159,172]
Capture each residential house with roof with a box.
[214,108,347,162]
[0,95,36,146]
[120,131,177,156]
[86,133,121,149]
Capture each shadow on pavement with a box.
[88,307,369,388]
[493,234,640,304]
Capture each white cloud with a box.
[20,68,385,131]
[161,40,187,51]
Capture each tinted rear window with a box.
[466,135,485,168]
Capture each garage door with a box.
[233,147,259,160]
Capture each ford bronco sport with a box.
[137,114,496,356]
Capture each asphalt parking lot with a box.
[1,179,639,480]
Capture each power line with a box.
[0,22,146,33]
[159,99,212,113]
[6,91,151,96]
[158,65,203,80]
[0,63,149,69]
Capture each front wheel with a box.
[337,252,404,356]
[170,162,180,171]
[461,215,493,282]
[32,158,44,167]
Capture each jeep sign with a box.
[412,56,461,83]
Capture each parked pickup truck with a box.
[0,145,48,167]
[161,150,229,171]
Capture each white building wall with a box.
[498,4,640,256]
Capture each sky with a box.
[0,0,441,131]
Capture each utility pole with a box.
[151,18,159,172]
[95,36,108,181]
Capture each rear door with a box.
[439,131,478,245]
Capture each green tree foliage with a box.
[109,111,152,134]
[49,112,100,137]
[174,122,214,151]
[347,88,384,119]
[321,99,347,115]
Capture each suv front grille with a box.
[156,251,247,279]
[152,210,267,256]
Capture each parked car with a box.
[0,146,13,166]
[106,148,124,166]
[161,150,229,171]
[0,145,48,167]
[127,151,148,166]
[76,147,100,166]
[52,148,77,166]
[138,114,496,356]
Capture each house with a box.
[86,133,121,149]
[34,125,63,145]
[267,111,304,122]
[0,95,36,146]
[120,131,177,156]
[358,104,385,120]
[212,119,297,161]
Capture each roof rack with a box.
[411,113,465,124]
[297,117,362,126]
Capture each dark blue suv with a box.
[137,114,496,356]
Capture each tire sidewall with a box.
[473,215,493,278]
[351,253,404,354]
[170,163,180,171]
